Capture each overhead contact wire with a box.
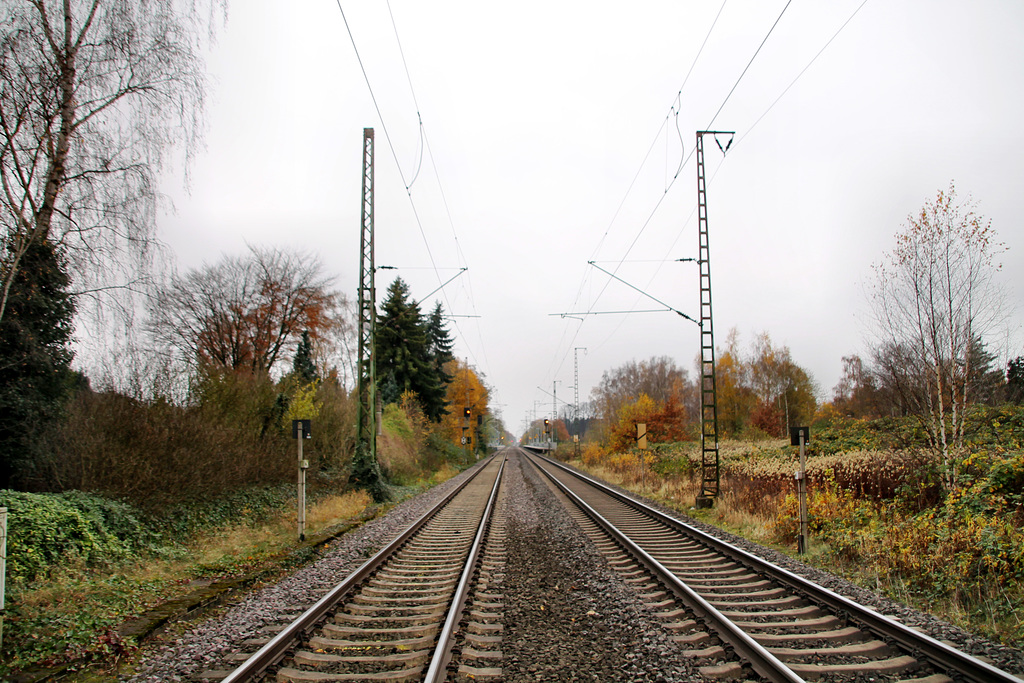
[547,0,729,384]
[336,0,486,372]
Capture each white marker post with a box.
[293,421,311,541]
[791,427,810,554]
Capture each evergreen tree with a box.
[425,301,455,395]
[292,330,318,384]
[967,335,1003,406]
[0,239,79,488]
[375,278,447,421]
[1007,357,1024,404]
[379,370,400,407]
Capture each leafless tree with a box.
[149,246,345,376]
[0,0,225,323]
[868,182,1007,489]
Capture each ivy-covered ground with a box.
[0,476,448,678]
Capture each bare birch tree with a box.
[0,0,224,323]
[869,183,1006,490]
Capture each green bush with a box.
[150,483,298,541]
[0,490,138,584]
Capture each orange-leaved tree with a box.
[439,359,490,448]
[607,392,691,452]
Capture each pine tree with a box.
[0,239,80,488]
[1007,357,1024,404]
[292,330,318,384]
[375,278,447,421]
[425,302,455,407]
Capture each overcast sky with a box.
[157,0,1024,436]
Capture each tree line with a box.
[1,230,498,501]
[575,183,1019,498]
[580,335,818,450]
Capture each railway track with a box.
[524,447,1022,683]
[219,453,506,683]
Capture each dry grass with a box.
[571,456,780,546]
[190,490,372,566]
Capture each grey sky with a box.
[158,0,1024,434]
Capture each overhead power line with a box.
[333,0,486,373]
[735,0,870,148]
[706,0,793,130]
[546,0,730,384]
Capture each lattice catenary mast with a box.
[354,128,384,499]
[695,130,733,508]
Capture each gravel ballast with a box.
[124,450,1024,681]
[552,456,1024,680]
[499,451,698,682]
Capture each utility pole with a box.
[354,128,384,501]
[574,347,586,458]
[695,130,733,509]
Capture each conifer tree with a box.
[0,239,79,488]
[426,302,455,390]
[1008,357,1024,404]
[292,330,318,384]
[375,278,447,421]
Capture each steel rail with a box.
[531,451,1022,683]
[221,455,497,683]
[525,449,803,683]
[423,452,506,682]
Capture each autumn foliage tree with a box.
[149,246,343,376]
[607,393,691,452]
[591,356,689,424]
[714,329,817,437]
[748,332,817,436]
[832,355,882,418]
[714,330,758,435]
[440,359,489,450]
